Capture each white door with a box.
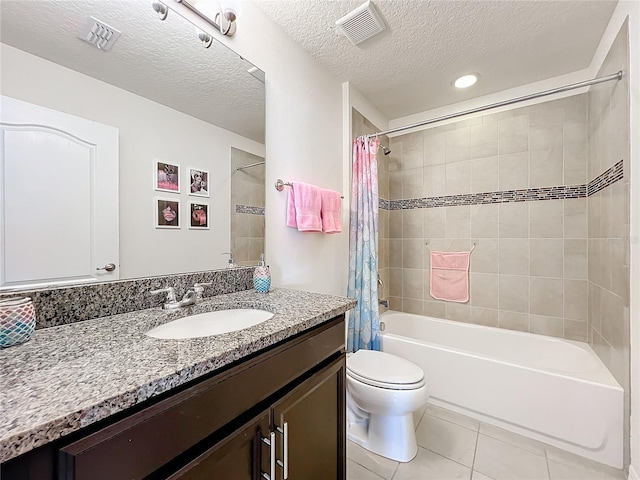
[0,95,119,288]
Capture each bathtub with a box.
[379,310,623,468]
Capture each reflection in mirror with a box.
[0,0,265,290]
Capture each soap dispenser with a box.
[253,254,271,293]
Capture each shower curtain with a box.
[347,136,380,352]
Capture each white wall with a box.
[170,3,348,296]
[0,44,264,280]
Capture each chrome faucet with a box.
[192,282,212,303]
[379,299,389,308]
[150,286,200,310]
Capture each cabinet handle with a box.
[261,431,276,480]
[276,422,289,479]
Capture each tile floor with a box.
[347,403,627,480]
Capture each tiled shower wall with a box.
[587,20,630,467]
[386,94,593,341]
[230,147,265,266]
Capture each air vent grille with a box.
[335,0,386,46]
[79,17,121,51]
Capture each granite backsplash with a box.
[0,267,254,329]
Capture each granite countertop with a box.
[0,288,356,463]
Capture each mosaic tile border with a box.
[380,159,624,210]
[236,204,265,215]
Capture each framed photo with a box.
[189,202,209,229]
[155,198,180,229]
[188,168,209,197]
[155,160,180,193]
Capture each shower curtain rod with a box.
[236,161,265,171]
[366,71,623,138]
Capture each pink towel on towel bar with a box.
[429,250,471,303]
[320,188,342,234]
[286,181,322,232]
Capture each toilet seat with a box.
[347,350,426,390]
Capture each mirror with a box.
[0,0,265,288]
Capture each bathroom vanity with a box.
[0,288,355,479]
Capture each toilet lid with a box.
[347,350,425,390]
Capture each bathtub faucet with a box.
[379,299,389,308]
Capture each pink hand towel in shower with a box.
[429,250,471,303]
[286,181,322,232]
[320,188,342,234]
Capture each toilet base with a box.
[347,413,418,463]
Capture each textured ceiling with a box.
[256,0,617,120]
[0,0,265,143]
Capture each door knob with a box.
[96,263,116,272]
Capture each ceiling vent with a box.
[79,17,121,51]
[335,0,386,46]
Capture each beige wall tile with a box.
[498,152,529,190]
[530,277,563,317]
[564,239,588,279]
[423,164,446,197]
[402,168,424,198]
[498,115,529,155]
[530,200,563,238]
[389,238,402,268]
[424,300,446,318]
[530,314,564,338]
[589,282,602,334]
[445,206,471,239]
[470,273,499,309]
[389,210,403,238]
[445,303,471,323]
[389,171,403,199]
[403,298,424,315]
[445,127,471,163]
[402,209,423,238]
[600,289,625,351]
[563,145,587,185]
[402,268,424,300]
[564,319,588,342]
[499,202,529,238]
[470,156,499,193]
[564,279,588,322]
[470,122,498,159]
[499,275,529,313]
[403,238,424,269]
[446,161,471,195]
[500,238,530,275]
[530,239,563,278]
[389,296,403,311]
[564,198,587,238]
[499,311,530,332]
[470,239,499,274]
[424,131,446,166]
[530,147,564,188]
[389,268,403,297]
[423,208,446,239]
[470,204,499,238]
[470,307,499,327]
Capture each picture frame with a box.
[155,160,180,193]
[155,198,180,229]
[189,202,209,230]
[188,167,209,197]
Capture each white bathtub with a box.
[379,310,623,468]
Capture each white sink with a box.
[146,308,274,339]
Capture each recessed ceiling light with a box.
[454,74,478,89]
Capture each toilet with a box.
[346,349,429,462]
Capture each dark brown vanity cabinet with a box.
[1,315,346,480]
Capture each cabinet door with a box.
[272,355,346,480]
[167,411,271,480]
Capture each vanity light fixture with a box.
[454,74,478,89]
[152,1,168,21]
